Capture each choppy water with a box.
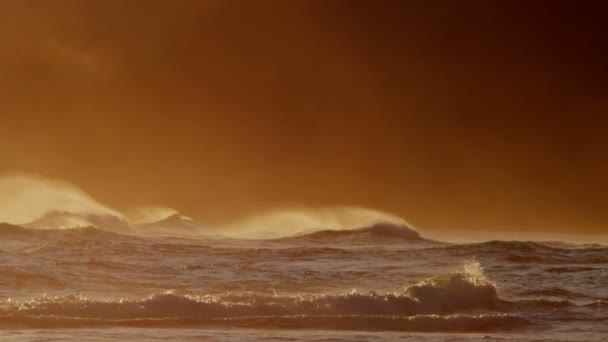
[0,221,606,341]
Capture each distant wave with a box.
[1,219,432,244]
[135,214,216,237]
[0,223,130,241]
[0,223,36,240]
[0,174,125,225]
[9,210,214,239]
[277,222,427,242]
[24,210,92,229]
[23,210,133,233]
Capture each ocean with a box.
[0,219,606,341]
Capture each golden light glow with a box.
[0,1,606,236]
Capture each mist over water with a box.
[0,174,124,226]
[0,174,416,239]
[0,174,607,341]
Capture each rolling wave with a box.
[1,269,501,319]
[0,266,530,331]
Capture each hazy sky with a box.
[1,0,607,234]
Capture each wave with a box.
[13,210,215,239]
[0,173,125,226]
[223,207,413,239]
[0,264,517,331]
[135,214,216,237]
[0,267,65,289]
[512,299,575,309]
[24,210,98,229]
[435,240,608,264]
[0,223,37,240]
[277,222,427,243]
[1,181,422,241]
[469,240,558,253]
[0,223,132,242]
[24,210,133,234]
[544,266,599,273]
[518,288,594,300]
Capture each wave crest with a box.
[0,264,505,323]
[402,262,502,312]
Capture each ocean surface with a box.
[0,217,606,341]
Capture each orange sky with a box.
[1,1,607,234]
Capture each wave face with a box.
[0,219,606,339]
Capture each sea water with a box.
[0,222,606,341]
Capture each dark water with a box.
[0,222,606,341]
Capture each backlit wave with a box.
[0,263,532,331]
[0,174,418,239]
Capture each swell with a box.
[434,240,608,264]
[1,221,429,245]
[0,267,65,289]
[276,222,428,243]
[0,223,37,240]
[517,288,594,300]
[24,240,356,261]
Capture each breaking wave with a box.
[222,207,414,239]
[0,174,125,226]
[0,264,528,331]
